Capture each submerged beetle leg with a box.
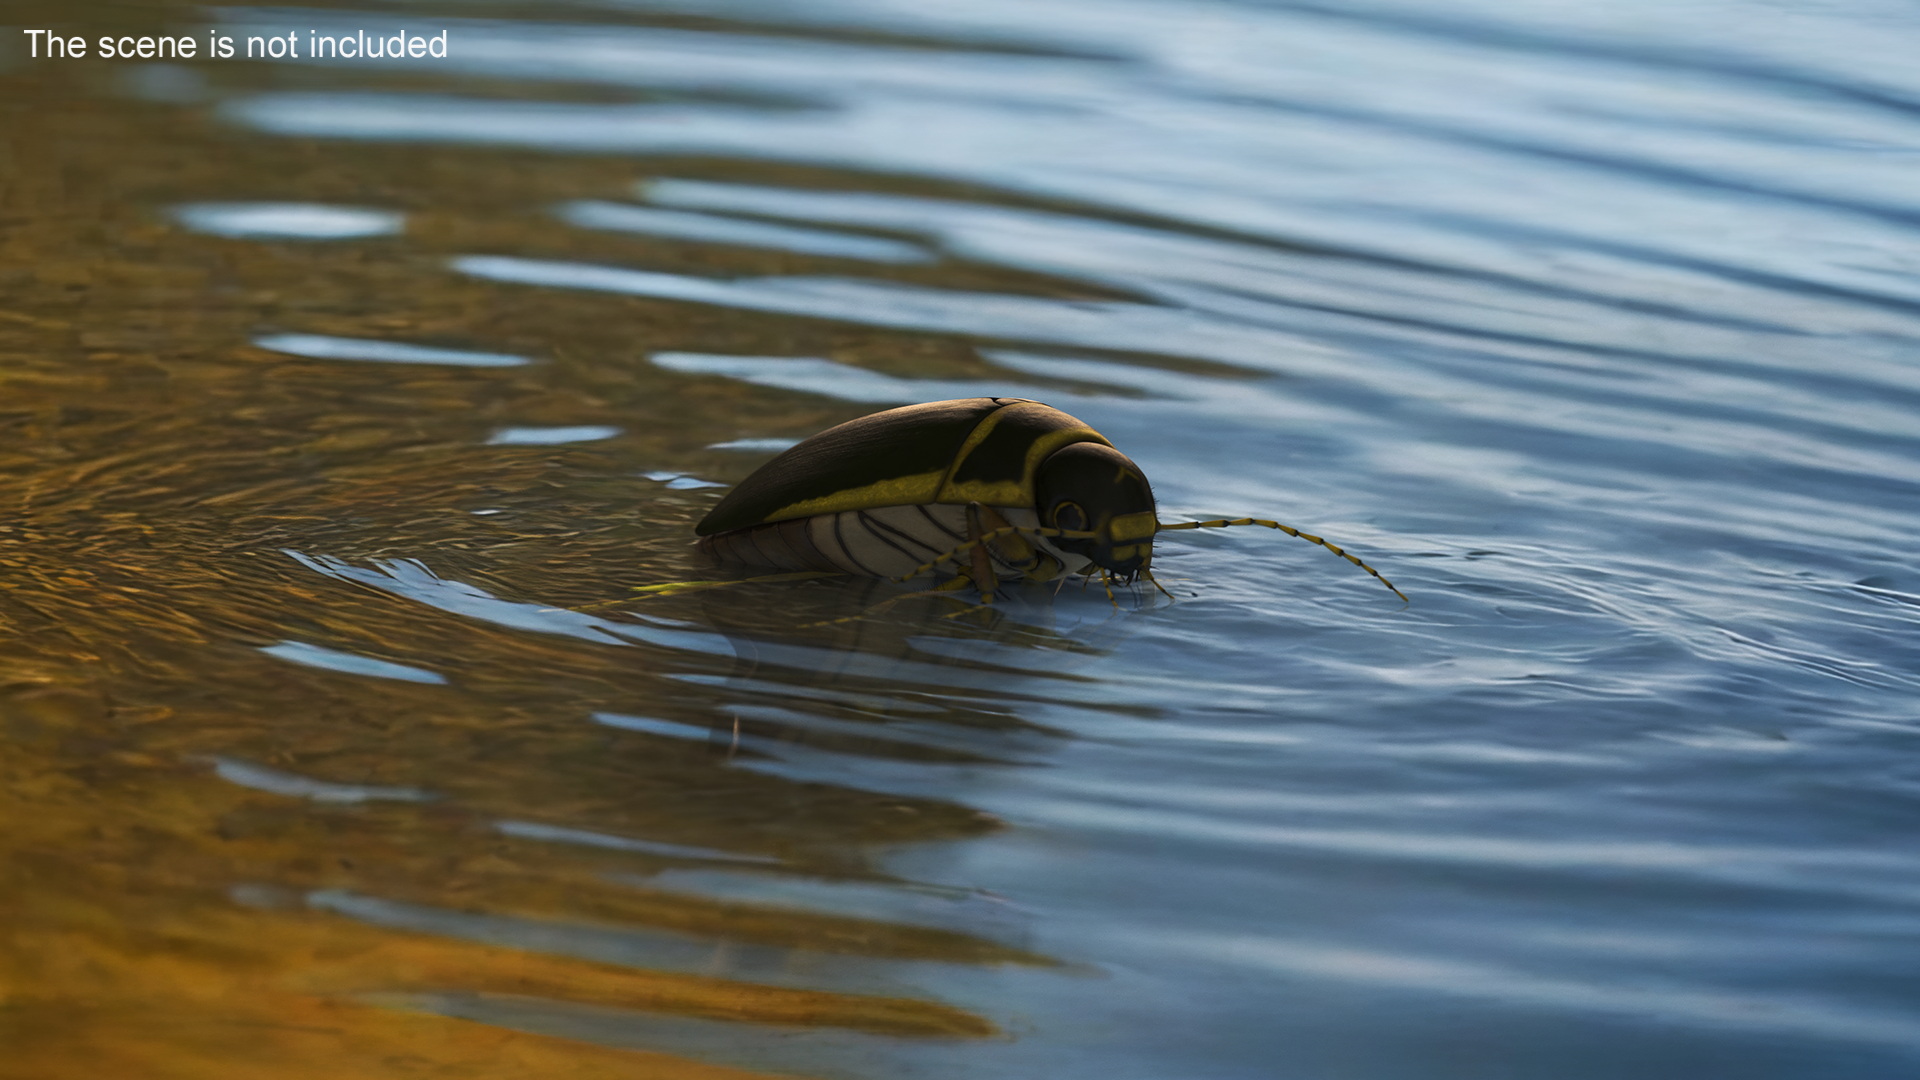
[964,503,1003,606]
[798,575,977,628]
[575,570,838,610]
[939,600,999,623]
[896,524,1096,586]
[934,573,977,594]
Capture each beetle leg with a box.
[798,581,972,627]
[971,502,1046,579]
[969,504,1069,585]
[964,504,1001,605]
[940,600,1000,623]
[999,516,1065,583]
[1025,550,1066,583]
[934,572,976,593]
[990,524,1063,583]
[896,524,1095,584]
[583,570,838,608]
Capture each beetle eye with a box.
[1052,500,1088,532]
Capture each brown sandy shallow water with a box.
[0,5,1069,1076]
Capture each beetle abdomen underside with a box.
[698,504,1086,581]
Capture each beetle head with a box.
[1034,442,1157,580]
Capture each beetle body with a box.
[693,397,1405,603]
[696,398,1155,588]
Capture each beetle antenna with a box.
[895,525,1096,583]
[1158,517,1408,603]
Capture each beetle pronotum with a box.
[694,397,1405,603]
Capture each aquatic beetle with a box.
[695,397,1405,603]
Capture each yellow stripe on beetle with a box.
[757,469,947,526]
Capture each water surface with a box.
[2,1,1918,1077]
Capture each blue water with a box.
[102,0,1920,1076]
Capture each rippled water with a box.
[4,1,1919,1077]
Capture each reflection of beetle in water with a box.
[696,397,1405,603]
